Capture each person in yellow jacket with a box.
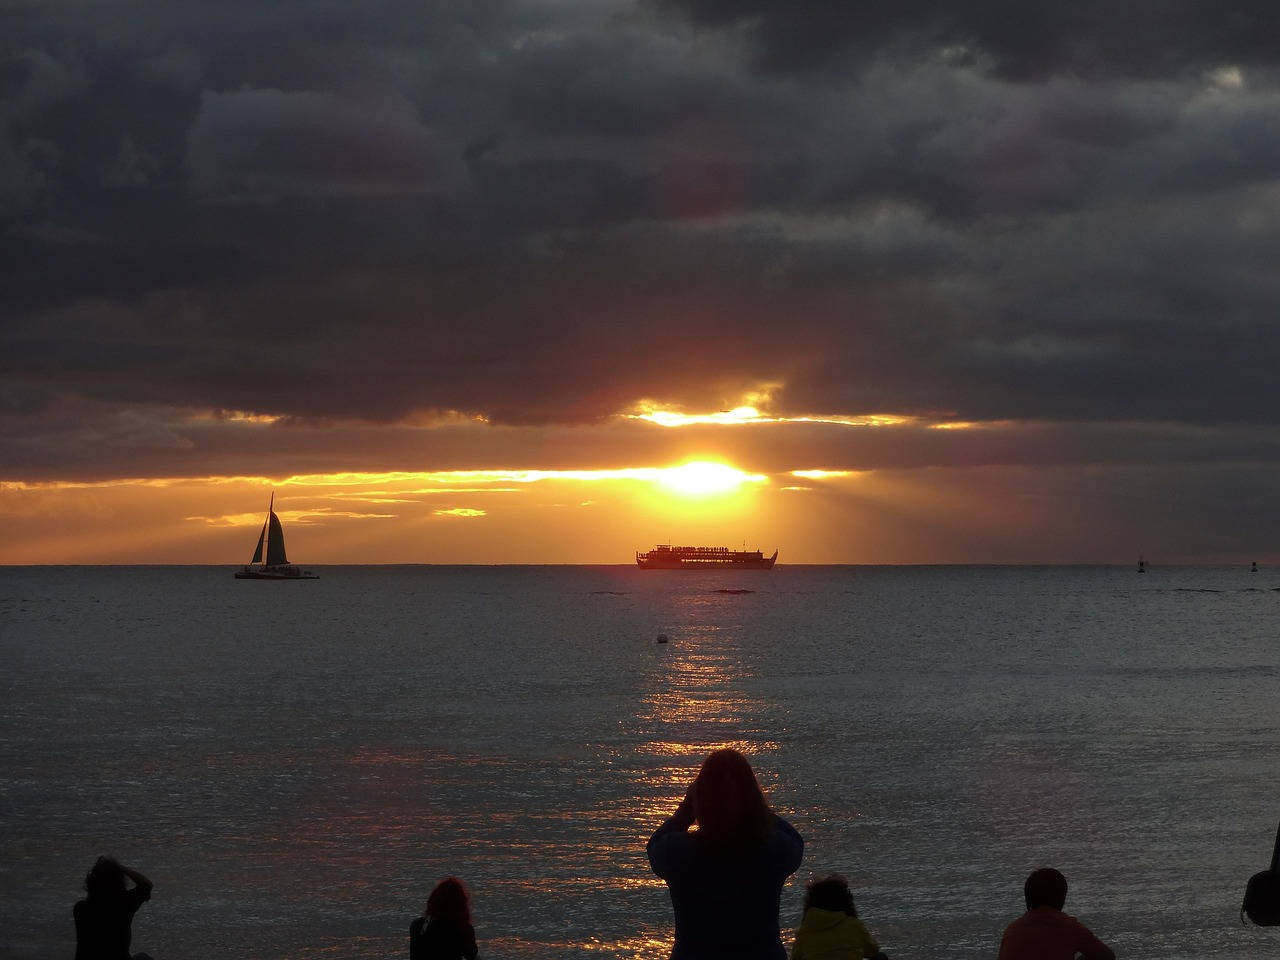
[791,874,888,960]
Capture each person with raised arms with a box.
[648,748,804,960]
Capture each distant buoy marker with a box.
[1138,555,1146,573]
[1252,561,1259,572]
[656,633,669,644]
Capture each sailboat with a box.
[234,493,318,579]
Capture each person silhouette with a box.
[997,867,1115,960]
[648,748,804,959]
[409,876,478,960]
[73,857,153,960]
[791,873,887,960]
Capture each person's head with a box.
[804,874,857,916]
[83,857,126,898]
[425,877,472,926]
[689,748,775,851]
[1024,867,1068,910]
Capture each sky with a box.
[3,1,1280,564]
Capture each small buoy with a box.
[1252,561,1258,572]
[656,634,669,644]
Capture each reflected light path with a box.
[590,588,782,959]
[632,588,782,808]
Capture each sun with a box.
[657,461,761,497]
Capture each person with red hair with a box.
[648,748,804,959]
[409,876,478,960]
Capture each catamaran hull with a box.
[234,567,318,580]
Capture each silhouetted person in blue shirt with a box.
[74,857,153,960]
[648,748,804,960]
[410,876,478,960]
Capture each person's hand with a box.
[681,781,697,816]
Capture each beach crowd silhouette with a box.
[75,748,1277,959]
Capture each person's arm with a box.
[121,865,152,892]
[120,865,153,904]
[996,922,1014,960]
[461,921,478,960]
[1074,920,1115,960]
[646,794,696,875]
[649,797,695,840]
[854,918,880,958]
[771,815,805,874]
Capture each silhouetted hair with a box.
[425,877,473,927]
[1024,868,1069,910]
[84,857,126,899]
[690,748,775,852]
[805,874,858,916]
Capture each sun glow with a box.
[791,469,860,479]
[637,405,766,427]
[0,462,780,564]
[656,461,762,497]
[628,402,916,429]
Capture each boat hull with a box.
[636,558,776,569]
[234,566,318,580]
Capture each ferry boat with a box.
[635,544,778,570]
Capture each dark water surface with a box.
[2,564,1278,958]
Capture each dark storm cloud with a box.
[186,86,460,200]
[3,0,1280,480]
[653,0,1280,80]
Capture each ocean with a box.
[1,564,1278,959]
